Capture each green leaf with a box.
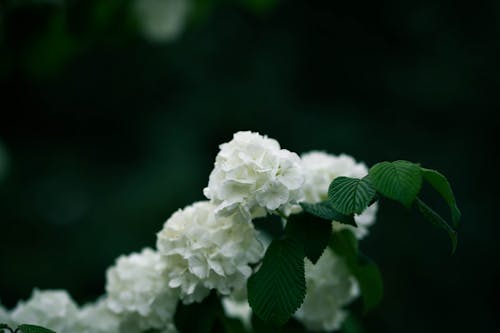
[330,231,383,311]
[286,213,332,264]
[16,325,56,333]
[300,201,356,227]
[421,168,461,227]
[251,315,280,333]
[369,160,423,208]
[248,238,306,326]
[341,314,366,333]
[352,255,384,312]
[328,177,376,215]
[415,198,458,253]
[330,230,358,266]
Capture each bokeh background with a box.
[1,0,499,332]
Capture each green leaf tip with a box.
[328,176,376,215]
[369,160,423,208]
[17,324,57,333]
[415,198,458,254]
[329,231,383,311]
[286,213,332,264]
[300,201,356,227]
[354,255,384,313]
[421,167,461,227]
[248,237,306,326]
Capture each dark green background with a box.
[0,0,498,332]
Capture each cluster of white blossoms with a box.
[294,249,360,331]
[9,290,80,332]
[157,201,264,304]
[105,248,179,331]
[301,151,378,239]
[1,131,378,333]
[204,131,305,219]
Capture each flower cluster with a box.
[1,131,378,333]
[204,131,305,219]
[9,290,80,333]
[157,201,264,303]
[105,248,178,331]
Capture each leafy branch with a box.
[247,159,461,326]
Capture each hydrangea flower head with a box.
[105,248,178,331]
[301,151,378,238]
[10,289,79,333]
[294,249,360,331]
[204,131,304,219]
[156,201,264,304]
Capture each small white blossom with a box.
[74,299,121,333]
[134,0,191,43]
[156,201,264,304]
[221,286,252,329]
[204,131,304,219]
[222,297,252,329]
[10,289,79,333]
[105,248,178,332]
[301,151,378,239]
[294,249,359,331]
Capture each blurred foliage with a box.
[0,0,499,332]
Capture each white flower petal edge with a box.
[222,297,252,329]
[301,151,378,239]
[0,302,13,327]
[221,285,252,329]
[294,249,360,331]
[105,248,178,332]
[204,131,305,219]
[10,289,79,333]
[156,201,264,304]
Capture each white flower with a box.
[134,0,191,43]
[156,201,264,304]
[301,151,378,239]
[222,297,252,329]
[75,299,121,333]
[294,249,359,331]
[204,131,304,219]
[221,286,252,329]
[1,302,13,326]
[10,289,79,333]
[105,248,178,332]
